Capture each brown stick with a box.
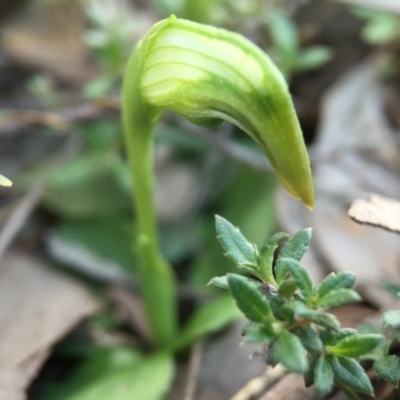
[183,340,204,400]
[230,365,286,400]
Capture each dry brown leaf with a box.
[349,193,400,234]
[0,253,97,400]
[0,1,94,83]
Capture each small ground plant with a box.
[210,216,400,398]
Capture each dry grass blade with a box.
[348,193,400,234]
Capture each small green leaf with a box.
[332,328,357,345]
[266,8,299,60]
[278,278,297,298]
[215,215,257,266]
[228,274,271,324]
[314,355,334,393]
[383,283,400,300]
[207,276,229,290]
[273,330,308,374]
[303,353,318,386]
[319,328,337,346]
[282,258,313,300]
[297,325,323,353]
[257,233,289,282]
[362,14,398,45]
[297,46,332,72]
[328,334,382,358]
[374,355,400,387]
[318,289,360,308]
[294,303,340,331]
[47,350,175,400]
[257,244,278,284]
[382,310,400,329]
[266,231,289,247]
[269,294,294,322]
[311,313,340,331]
[316,272,356,298]
[175,295,241,350]
[243,324,275,344]
[293,301,316,318]
[275,228,312,283]
[358,322,382,335]
[330,355,373,395]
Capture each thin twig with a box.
[230,365,286,400]
[0,99,273,172]
[258,372,320,400]
[0,97,120,135]
[183,340,204,400]
[0,182,47,259]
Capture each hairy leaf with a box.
[216,215,257,266]
[314,355,334,393]
[316,272,356,298]
[318,289,360,308]
[374,355,400,387]
[330,355,373,395]
[275,228,312,283]
[382,310,400,329]
[273,330,308,374]
[297,325,323,353]
[282,258,313,300]
[328,334,382,358]
[228,274,271,323]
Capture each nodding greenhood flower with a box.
[124,15,314,208]
[122,15,314,347]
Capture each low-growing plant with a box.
[210,216,400,398]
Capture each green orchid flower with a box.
[122,15,314,347]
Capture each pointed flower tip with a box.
[294,192,314,211]
[299,189,314,211]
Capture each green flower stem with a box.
[123,38,177,348]
[122,15,314,348]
